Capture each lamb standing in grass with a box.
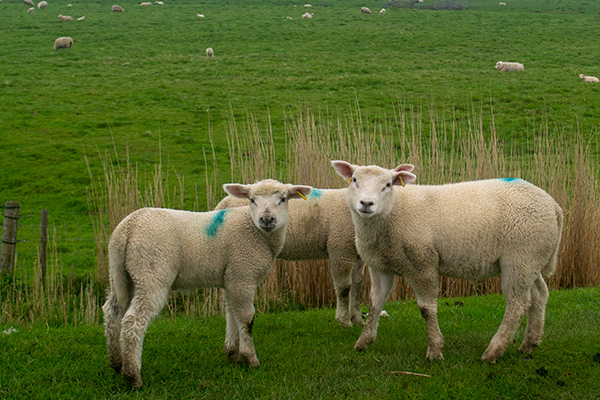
[216,188,365,327]
[58,14,72,20]
[206,47,214,58]
[54,36,73,50]
[24,0,34,6]
[579,74,599,83]
[331,161,563,363]
[102,180,312,388]
[111,4,124,12]
[495,61,524,71]
[37,1,47,9]
[361,7,372,14]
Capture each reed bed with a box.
[5,101,597,326]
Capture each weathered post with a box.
[0,201,20,275]
[39,209,48,282]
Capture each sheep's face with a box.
[332,161,416,219]
[223,180,312,233]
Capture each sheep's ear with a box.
[288,185,313,200]
[331,160,356,181]
[223,183,251,199]
[394,164,415,173]
[392,171,417,187]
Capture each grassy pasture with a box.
[1,288,599,399]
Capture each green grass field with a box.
[1,288,599,399]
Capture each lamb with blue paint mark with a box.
[332,161,563,363]
[216,187,365,327]
[102,179,312,388]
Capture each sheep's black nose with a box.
[360,200,374,209]
[259,215,276,231]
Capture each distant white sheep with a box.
[304,4,312,7]
[140,2,152,6]
[77,15,85,20]
[111,4,124,12]
[332,161,563,363]
[67,3,72,7]
[216,188,366,327]
[37,1,47,9]
[499,2,506,5]
[103,180,312,388]
[155,1,164,4]
[495,61,524,71]
[27,7,35,13]
[197,13,205,17]
[58,14,72,21]
[24,0,34,6]
[361,7,372,14]
[301,11,313,18]
[206,47,214,58]
[54,36,73,50]
[579,74,599,83]
[380,8,386,15]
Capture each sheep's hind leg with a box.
[330,259,354,327]
[224,286,260,367]
[350,259,366,326]
[355,268,394,351]
[519,274,548,354]
[119,287,170,388]
[482,273,532,363]
[102,290,127,372]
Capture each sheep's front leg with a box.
[223,286,259,367]
[223,290,241,363]
[409,272,444,360]
[330,258,354,327]
[355,268,394,351]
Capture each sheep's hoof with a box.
[123,373,143,389]
[354,339,372,351]
[481,350,500,364]
[242,354,260,368]
[336,318,352,328]
[426,351,444,361]
[518,340,540,354]
[351,315,365,327]
[226,350,243,364]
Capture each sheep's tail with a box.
[542,202,564,278]
[107,217,132,309]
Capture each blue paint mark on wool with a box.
[308,189,323,199]
[500,178,521,182]
[206,209,229,237]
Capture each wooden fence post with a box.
[0,201,20,275]
[39,209,48,282]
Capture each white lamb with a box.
[361,7,372,14]
[102,179,313,388]
[58,14,72,20]
[579,74,599,83]
[111,4,124,12]
[216,188,365,327]
[301,11,313,18]
[54,36,73,50]
[24,0,34,6]
[499,2,506,5]
[27,7,35,13]
[495,61,524,71]
[37,1,47,9]
[332,161,563,363]
[77,15,85,20]
[380,8,386,15]
[206,47,214,58]
[140,2,152,6]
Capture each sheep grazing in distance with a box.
[197,13,205,17]
[216,188,366,327]
[499,2,506,5]
[579,74,599,83]
[206,47,214,58]
[155,1,164,4]
[27,7,35,12]
[58,14,72,20]
[332,161,563,363]
[24,0,34,6]
[140,2,151,6]
[286,16,293,19]
[102,179,312,388]
[304,4,312,7]
[361,7,372,14]
[380,8,386,15]
[111,4,124,12]
[77,15,85,20]
[67,3,72,7]
[495,61,524,71]
[54,36,73,50]
[301,11,313,18]
[37,1,47,9]
[417,0,424,3]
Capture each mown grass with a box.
[1,288,599,399]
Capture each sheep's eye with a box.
[383,182,391,191]
[279,197,286,205]
[250,198,256,205]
